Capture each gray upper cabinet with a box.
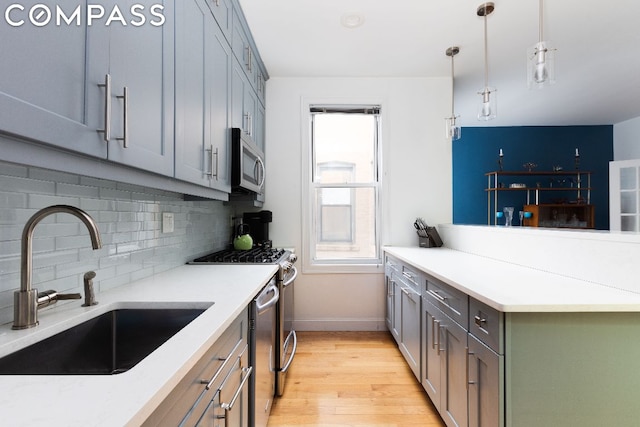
[0,1,174,177]
[0,0,107,158]
[206,0,233,42]
[231,58,257,139]
[175,0,231,192]
[104,1,174,177]
[231,10,257,92]
[0,0,265,199]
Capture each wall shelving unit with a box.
[485,170,594,228]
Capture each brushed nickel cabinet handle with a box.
[474,315,487,328]
[466,347,475,390]
[97,74,111,142]
[222,365,253,412]
[207,145,218,179]
[201,338,243,390]
[116,86,129,148]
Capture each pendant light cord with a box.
[451,54,455,116]
[538,0,544,43]
[483,5,489,89]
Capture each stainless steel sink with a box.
[0,307,208,375]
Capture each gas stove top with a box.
[190,247,289,265]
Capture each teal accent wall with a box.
[452,126,613,229]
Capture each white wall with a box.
[439,224,640,294]
[614,116,640,160]
[263,77,451,330]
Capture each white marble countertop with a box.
[384,246,640,312]
[0,264,278,426]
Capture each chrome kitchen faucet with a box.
[13,205,102,330]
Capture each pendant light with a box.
[527,0,556,88]
[477,2,496,121]
[445,46,461,140]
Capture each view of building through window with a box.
[310,107,380,262]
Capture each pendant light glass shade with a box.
[445,46,461,140]
[527,0,556,88]
[477,87,497,121]
[445,116,461,140]
[477,3,496,121]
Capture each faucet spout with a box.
[13,205,102,330]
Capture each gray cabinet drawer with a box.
[469,298,503,354]
[400,264,422,288]
[385,254,401,277]
[143,310,248,426]
[425,277,468,328]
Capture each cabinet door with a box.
[174,0,211,187]
[106,0,174,176]
[206,0,232,41]
[392,277,402,343]
[243,83,258,139]
[231,59,247,133]
[231,10,257,89]
[175,0,231,192]
[400,283,421,380]
[440,317,469,427]
[208,23,232,193]
[255,102,265,154]
[0,0,107,158]
[468,334,504,427]
[385,275,394,331]
[422,302,442,408]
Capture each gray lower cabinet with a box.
[387,248,640,426]
[423,297,468,427]
[175,0,231,193]
[467,297,504,427]
[467,334,503,427]
[398,266,422,380]
[384,255,402,343]
[143,309,250,426]
[384,254,422,380]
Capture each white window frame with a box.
[301,99,384,274]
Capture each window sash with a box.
[309,107,381,265]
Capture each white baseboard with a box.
[293,319,387,332]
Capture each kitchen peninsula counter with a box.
[383,246,640,312]
[0,264,278,426]
[385,243,640,426]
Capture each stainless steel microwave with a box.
[231,128,265,194]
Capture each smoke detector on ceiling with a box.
[341,13,365,29]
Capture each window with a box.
[308,105,381,265]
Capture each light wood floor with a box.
[267,331,446,427]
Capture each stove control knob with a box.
[288,253,298,264]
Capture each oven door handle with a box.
[283,266,298,288]
[256,282,279,313]
[281,330,297,373]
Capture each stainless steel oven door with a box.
[276,265,298,396]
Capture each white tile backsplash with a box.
[0,161,234,325]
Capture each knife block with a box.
[418,227,444,248]
[419,236,433,248]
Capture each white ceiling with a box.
[238,0,640,128]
